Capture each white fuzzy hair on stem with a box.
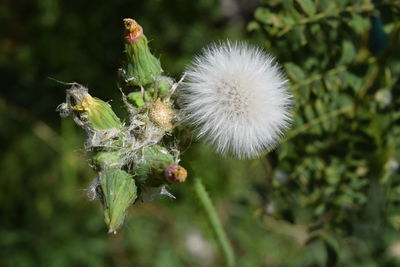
[179,41,292,159]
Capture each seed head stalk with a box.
[194,178,236,267]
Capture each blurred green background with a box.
[1,0,400,266]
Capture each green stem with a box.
[285,105,354,141]
[277,2,374,37]
[291,65,347,91]
[193,178,235,267]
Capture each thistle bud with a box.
[156,76,174,96]
[127,91,151,108]
[134,145,175,185]
[93,151,122,170]
[86,98,122,131]
[59,85,122,131]
[149,100,175,131]
[123,18,163,86]
[165,164,187,184]
[98,168,137,234]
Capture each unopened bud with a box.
[60,85,122,130]
[134,145,175,184]
[156,76,174,96]
[98,168,137,233]
[123,18,163,86]
[93,151,122,170]
[165,164,187,183]
[127,91,151,108]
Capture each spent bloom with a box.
[180,41,292,159]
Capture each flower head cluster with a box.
[180,41,292,159]
[57,19,188,233]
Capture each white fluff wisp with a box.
[180,41,292,159]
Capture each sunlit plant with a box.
[57,18,291,265]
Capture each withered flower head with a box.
[149,100,175,131]
[123,18,143,42]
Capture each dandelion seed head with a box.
[180,41,292,159]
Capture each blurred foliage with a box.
[1,0,400,266]
[249,0,400,265]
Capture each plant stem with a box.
[277,2,374,37]
[285,105,354,141]
[193,178,235,267]
[291,65,347,91]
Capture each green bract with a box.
[98,168,137,233]
[133,145,175,185]
[123,19,162,87]
[86,97,122,130]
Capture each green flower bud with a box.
[60,85,122,131]
[86,97,122,130]
[127,91,152,108]
[123,18,162,86]
[134,145,175,185]
[93,151,122,170]
[156,76,174,96]
[98,168,137,233]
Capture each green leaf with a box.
[297,0,316,16]
[304,105,315,121]
[247,21,260,32]
[254,8,271,23]
[292,25,307,46]
[338,41,356,65]
[282,0,294,10]
[347,14,369,35]
[285,62,306,80]
[322,234,340,266]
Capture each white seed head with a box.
[179,41,292,159]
